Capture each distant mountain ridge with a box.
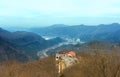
[49,24,68,28]
[29,23,120,43]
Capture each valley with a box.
[37,37,83,58]
[0,24,120,77]
[1,23,120,61]
[1,0,120,76]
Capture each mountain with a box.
[0,37,29,62]
[29,23,120,43]
[75,40,118,51]
[0,28,64,60]
[49,24,68,28]
[104,29,120,42]
[0,28,12,39]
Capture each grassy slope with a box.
[0,56,56,77]
[0,51,120,77]
[62,52,120,77]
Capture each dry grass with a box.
[0,56,57,77]
[0,51,120,77]
[62,51,120,77]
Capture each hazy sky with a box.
[0,0,120,27]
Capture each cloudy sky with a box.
[0,0,120,27]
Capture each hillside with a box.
[0,40,120,77]
[46,40,120,56]
[0,28,64,60]
[0,56,56,77]
[29,23,120,42]
[0,37,29,62]
[62,52,120,77]
[0,50,120,77]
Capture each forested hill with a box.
[0,28,64,60]
[0,37,29,62]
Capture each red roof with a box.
[68,51,76,56]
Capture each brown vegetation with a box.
[0,56,56,77]
[0,51,120,77]
[62,51,120,77]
